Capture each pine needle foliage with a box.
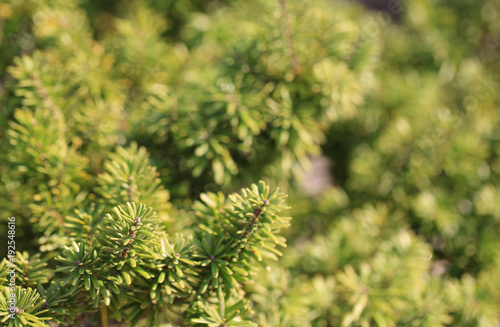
[1,181,289,326]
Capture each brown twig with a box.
[49,206,64,225]
[277,0,301,75]
[127,176,135,203]
[233,200,269,257]
[31,72,60,118]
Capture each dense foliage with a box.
[0,0,499,326]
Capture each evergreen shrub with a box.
[0,0,499,326]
